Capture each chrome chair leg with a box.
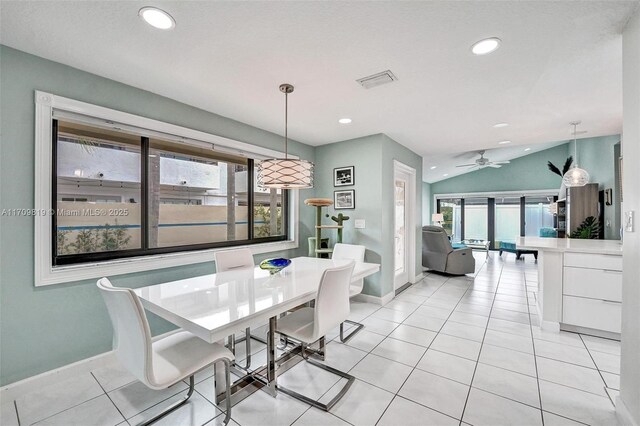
[220,358,232,426]
[339,320,364,343]
[277,357,355,411]
[137,375,195,426]
[228,328,252,370]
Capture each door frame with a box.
[393,160,417,290]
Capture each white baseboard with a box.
[354,291,395,305]
[0,330,177,402]
[0,351,116,402]
[410,273,425,284]
[616,395,639,426]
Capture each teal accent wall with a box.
[430,144,571,197]
[422,182,432,225]
[430,136,621,239]
[569,135,621,239]
[315,134,422,298]
[0,46,317,385]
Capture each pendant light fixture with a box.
[257,84,314,189]
[562,121,590,187]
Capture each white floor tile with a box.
[447,311,489,327]
[371,337,427,367]
[0,401,19,426]
[462,388,543,426]
[590,350,620,374]
[344,330,386,352]
[33,395,123,426]
[399,369,469,419]
[16,373,104,425]
[493,300,529,313]
[292,407,350,426]
[350,353,413,393]
[108,380,188,420]
[359,316,400,336]
[231,386,309,426]
[536,356,607,396]
[414,305,453,320]
[539,380,617,426]
[127,391,220,426]
[324,379,394,426]
[387,324,436,347]
[490,308,531,324]
[383,299,421,313]
[601,371,620,390]
[542,411,585,426]
[531,329,585,348]
[402,312,446,332]
[371,307,412,323]
[440,321,486,342]
[487,317,532,337]
[484,329,534,354]
[455,302,492,316]
[92,364,137,393]
[580,335,621,356]
[472,363,540,408]
[416,349,476,385]
[534,339,595,368]
[377,396,459,426]
[479,343,537,377]
[430,333,482,361]
[317,341,367,372]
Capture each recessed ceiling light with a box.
[430,166,437,170]
[139,7,175,30]
[493,122,509,128]
[524,147,531,152]
[471,37,501,55]
[338,118,352,124]
[443,173,449,177]
[498,140,512,145]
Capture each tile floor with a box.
[1,253,622,426]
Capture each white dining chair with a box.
[97,278,234,425]
[214,248,256,370]
[332,243,366,342]
[275,262,356,411]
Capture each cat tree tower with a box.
[304,198,342,258]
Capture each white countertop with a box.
[516,237,623,255]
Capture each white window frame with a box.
[34,91,299,287]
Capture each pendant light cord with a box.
[573,122,578,162]
[284,90,288,159]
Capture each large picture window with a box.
[53,118,288,266]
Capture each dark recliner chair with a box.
[422,226,475,275]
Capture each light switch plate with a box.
[625,211,634,232]
[354,219,366,229]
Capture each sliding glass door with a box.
[464,198,488,241]
[525,196,555,237]
[494,197,521,249]
[437,198,462,243]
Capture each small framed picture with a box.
[334,190,355,209]
[334,166,355,186]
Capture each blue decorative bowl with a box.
[259,258,291,275]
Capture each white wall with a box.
[619,6,640,425]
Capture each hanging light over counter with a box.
[563,121,590,187]
[257,84,314,189]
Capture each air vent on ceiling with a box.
[356,70,398,89]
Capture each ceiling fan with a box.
[456,150,510,169]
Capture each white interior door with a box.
[394,161,416,290]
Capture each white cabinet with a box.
[562,253,622,334]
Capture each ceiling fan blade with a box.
[494,160,511,164]
[487,164,502,168]
[456,164,477,167]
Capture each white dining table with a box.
[134,256,380,402]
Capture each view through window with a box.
[53,119,288,265]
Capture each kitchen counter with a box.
[517,237,622,339]
[516,237,623,255]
